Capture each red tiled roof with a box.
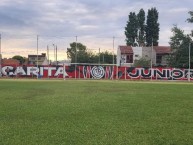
[119,46,133,54]
[154,46,171,54]
[2,59,20,65]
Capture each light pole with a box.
[99,48,100,64]
[47,45,49,64]
[53,44,55,64]
[75,36,77,79]
[0,34,2,77]
[113,36,115,65]
[53,44,58,65]
[37,35,39,79]
[188,42,191,82]
[151,39,153,81]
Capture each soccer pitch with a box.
[0,79,193,145]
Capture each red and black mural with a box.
[1,65,193,80]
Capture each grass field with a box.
[0,79,193,145]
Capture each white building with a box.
[117,46,171,67]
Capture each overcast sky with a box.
[0,0,192,59]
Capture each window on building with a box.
[156,55,162,64]
[135,55,139,57]
[126,54,133,63]
[30,57,35,61]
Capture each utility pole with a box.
[53,44,55,64]
[188,42,191,82]
[0,34,2,77]
[151,38,153,81]
[47,45,49,64]
[37,35,39,79]
[99,48,100,64]
[75,36,77,79]
[113,36,115,65]
[56,45,58,65]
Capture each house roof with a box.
[119,46,133,54]
[154,46,171,54]
[2,58,20,65]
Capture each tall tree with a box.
[187,11,193,23]
[125,12,138,46]
[137,9,146,46]
[67,42,87,63]
[145,7,160,46]
[168,26,193,68]
[187,11,193,36]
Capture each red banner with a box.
[1,65,193,80]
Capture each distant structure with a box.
[28,53,47,65]
[2,58,20,65]
[117,46,171,67]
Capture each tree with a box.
[133,57,150,67]
[125,8,160,47]
[67,42,117,64]
[125,12,138,46]
[187,11,193,36]
[145,7,160,46]
[168,26,193,68]
[99,51,116,64]
[12,55,26,64]
[67,42,87,63]
[137,9,146,46]
[187,11,193,23]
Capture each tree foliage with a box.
[133,57,150,67]
[125,8,159,47]
[99,51,116,64]
[145,7,160,46]
[12,55,26,64]
[125,12,138,46]
[187,11,193,36]
[137,9,146,46]
[187,11,193,23]
[168,26,193,68]
[67,42,116,64]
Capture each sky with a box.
[0,0,192,60]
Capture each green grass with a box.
[0,79,193,145]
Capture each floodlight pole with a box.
[99,48,100,64]
[75,36,77,79]
[113,36,115,80]
[188,42,191,82]
[56,45,57,65]
[151,38,153,81]
[47,45,49,64]
[53,44,55,64]
[37,35,39,79]
[113,36,115,65]
[0,34,2,77]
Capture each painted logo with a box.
[91,66,105,79]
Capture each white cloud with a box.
[0,0,192,59]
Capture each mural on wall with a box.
[0,65,193,80]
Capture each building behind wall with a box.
[28,53,47,65]
[117,46,171,67]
